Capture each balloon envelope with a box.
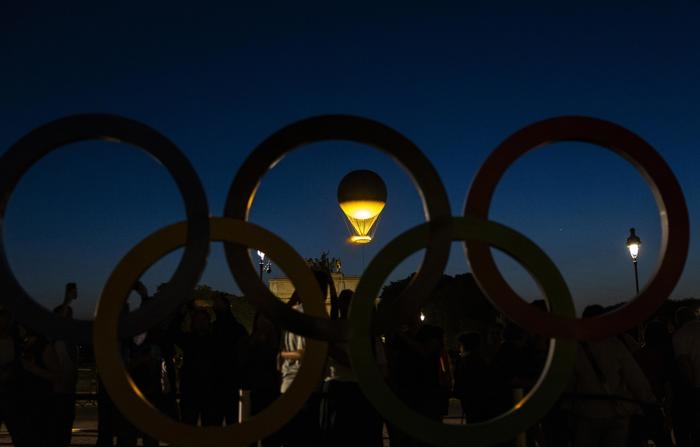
[339,200,385,220]
[337,170,387,243]
[337,170,387,205]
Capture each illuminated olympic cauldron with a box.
[337,169,387,244]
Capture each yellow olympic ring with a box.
[348,217,577,447]
[93,218,329,447]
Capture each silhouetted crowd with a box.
[1,283,79,447]
[2,277,700,447]
[450,303,700,447]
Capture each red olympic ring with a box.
[464,116,690,339]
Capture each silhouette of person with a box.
[453,331,490,423]
[671,306,700,447]
[633,319,676,447]
[209,292,247,426]
[320,289,383,447]
[277,290,314,447]
[96,302,132,447]
[0,307,22,445]
[280,291,304,394]
[143,282,180,421]
[171,293,246,428]
[172,305,219,426]
[278,271,331,447]
[570,305,655,447]
[240,311,281,447]
[385,318,421,447]
[116,282,166,447]
[18,328,60,446]
[487,322,535,419]
[122,332,162,447]
[385,320,447,447]
[50,282,79,447]
[98,283,172,446]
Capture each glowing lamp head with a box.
[626,228,641,261]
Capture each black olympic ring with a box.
[0,114,210,344]
[224,115,452,342]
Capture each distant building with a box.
[268,273,361,303]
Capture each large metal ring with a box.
[464,116,690,339]
[348,216,577,447]
[93,217,329,447]
[0,114,210,344]
[223,115,452,342]
[1,112,689,447]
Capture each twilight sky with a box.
[1,2,699,318]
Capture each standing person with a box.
[278,270,332,447]
[280,291,304,395]
[117,281,166,447]
[490,321,548,446]
[173,305,219,426]
[277,291,312,447]
[51,282,79,447]
[143,282,180,421]
[385,321,447,447]
[0,307,22,445]
[210,292,247,426]
[241,311,281,447]
[672,306,700,447]
[570,305,656,447]
[634,320,676,447]
[18,329,61,446]
[414,324,450,423]
[321,289,383,447]
[453,332,490,423]
[385,320,422,447]
[123,331,163,447]
[171,295,246,428]
[97,303,131,447]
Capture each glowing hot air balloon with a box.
[337,170,387,244]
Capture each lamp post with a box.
[257,250,271,279]
[626,228,641,294]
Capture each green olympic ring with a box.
[349,216,577,447]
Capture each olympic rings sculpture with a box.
[0,114,689,446]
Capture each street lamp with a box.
[626,228,641,294]
[257,250,272,279]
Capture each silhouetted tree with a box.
[306,251,341,274]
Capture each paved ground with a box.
[1,400,465,446]
[1,405,100,446]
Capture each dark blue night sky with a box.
[1,2,699,318]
